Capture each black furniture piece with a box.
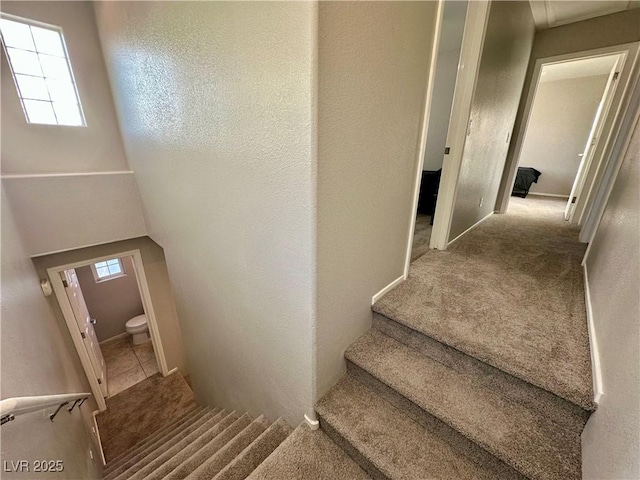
[417,169,442,224]
[512,167,542,198]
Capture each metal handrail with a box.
[0,393,91,425]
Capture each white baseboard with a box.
[371,275,405,305]
[304,413,319,430]
[164,367,178,377]
[583,265,603,405]
[98,332,128,345]
[447,211,494,248]
[527,192,570,199]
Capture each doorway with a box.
[409,0,468,263]
[497,42,640,236]
[511,54,622,222]
[48,249,170,412]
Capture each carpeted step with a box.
[147,413,255,480]
[105,409,224,480]
[372,228,595,413]
[316,375,523,480]
[105,407,212,477]
[344,329,582,480]
[184,415,270,480]
[213,418,293,480]
[247,424,370,480]
[111,411,239,480]
[373,312,590,432]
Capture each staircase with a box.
[103,198,594,479]
[103,407,293,480]
[102,403,370,480]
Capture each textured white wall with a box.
[95,1,316,424]
[0,188,99,479]
[581,113,639,479]
[450,0,535,240]
[2,174,146,256]
[316,1,437,398]
[519,75,609,196]
[0,1,147,256]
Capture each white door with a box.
[62,269,108,397]
[565,58,621,221]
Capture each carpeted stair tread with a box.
[105,407,211,477]
[213,418,293,480]
[345,329,581,480]
[184,415,270,480]
[112,410,239,480]
[105,409,225,480]
[372,200,594,412]
[247,424,370,480]
[317,375,523,480]
[152,413,256,480]
[373,312,589,433]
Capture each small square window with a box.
[91,258,126,282]
[0,14,85,126]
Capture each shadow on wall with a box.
[76,256,144,342]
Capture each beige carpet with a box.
[96,372,196,461]
[374,196,594,410]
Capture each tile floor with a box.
[100,335,159,397]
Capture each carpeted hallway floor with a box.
[374,196,594,410]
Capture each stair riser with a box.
[373,312,590,431]
[317,417,388,480]
[106,408,209,476]
[124,413,241,480]
[106,405,201,468]
[346,362,525,479]
[106,410,221,480]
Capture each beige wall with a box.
[498,8,640,212]
[519,75,609,196]
[32,237,188,375]
[450,1,535,240]
[1,188,99,479]
[316,1,437,398]
[76,256,144,342]
[95,1,316,425]
[0,1,147,257]
[581,109,639,479]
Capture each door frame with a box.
[564,55,622,221]
[47,249,171,411]
[496,42,640,224]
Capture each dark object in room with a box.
[512,167,541,198]
[417,169,442,224]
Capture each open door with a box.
[565,57,622,221]
[62,269,108,398]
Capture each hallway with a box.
[312,195,596,479]
[375,196,593,409]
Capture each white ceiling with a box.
[540,54,619,82]
[529,0,640,30]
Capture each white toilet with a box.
[126,314,149,345]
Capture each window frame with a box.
[91,258,126,283]
[0,12,86,127]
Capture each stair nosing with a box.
[344,329,582,480]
